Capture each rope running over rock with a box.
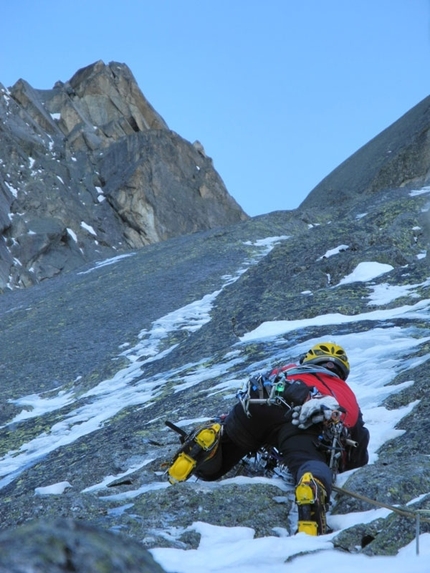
[332,484,430,524]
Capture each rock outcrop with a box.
[0,61,247,291]
[0,518,168,573]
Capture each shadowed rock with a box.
[0,518,167,573]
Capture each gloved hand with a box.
[292,396,341,429]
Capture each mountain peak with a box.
[0,62,247,291]
[62,59,169,135]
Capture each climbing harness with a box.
[237,374,292,416]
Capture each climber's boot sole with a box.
[295,472,327,535]
[168,423,221,484]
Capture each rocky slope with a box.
[0,61,247,292]
[300,94,430,210]
[0,79,430,570]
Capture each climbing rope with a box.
[332,484,430,523]
[333,483,430,555]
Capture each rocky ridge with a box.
[0,60,247,291]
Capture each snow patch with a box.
[35,481,72,495]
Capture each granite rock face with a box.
[0,60,247,291]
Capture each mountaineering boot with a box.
[295,472,328,535]
[168,422,222,484]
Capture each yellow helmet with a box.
[300,341,350,380]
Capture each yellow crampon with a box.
[297,520,319,536]
[295,472,327,536]
[167,423,221,484]
[194,424,221,450]
[168,452,197,484]
[296,474,316,504]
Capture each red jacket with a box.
[269,363,360,428]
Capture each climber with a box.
[166,341,370,536]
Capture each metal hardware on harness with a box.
[238,375,292,417]
[316,417,355,475]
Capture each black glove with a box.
[280,379,310,406]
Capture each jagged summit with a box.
[0,61,248,291]
[50,60,169,145]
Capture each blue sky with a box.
[2,1,430,216]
